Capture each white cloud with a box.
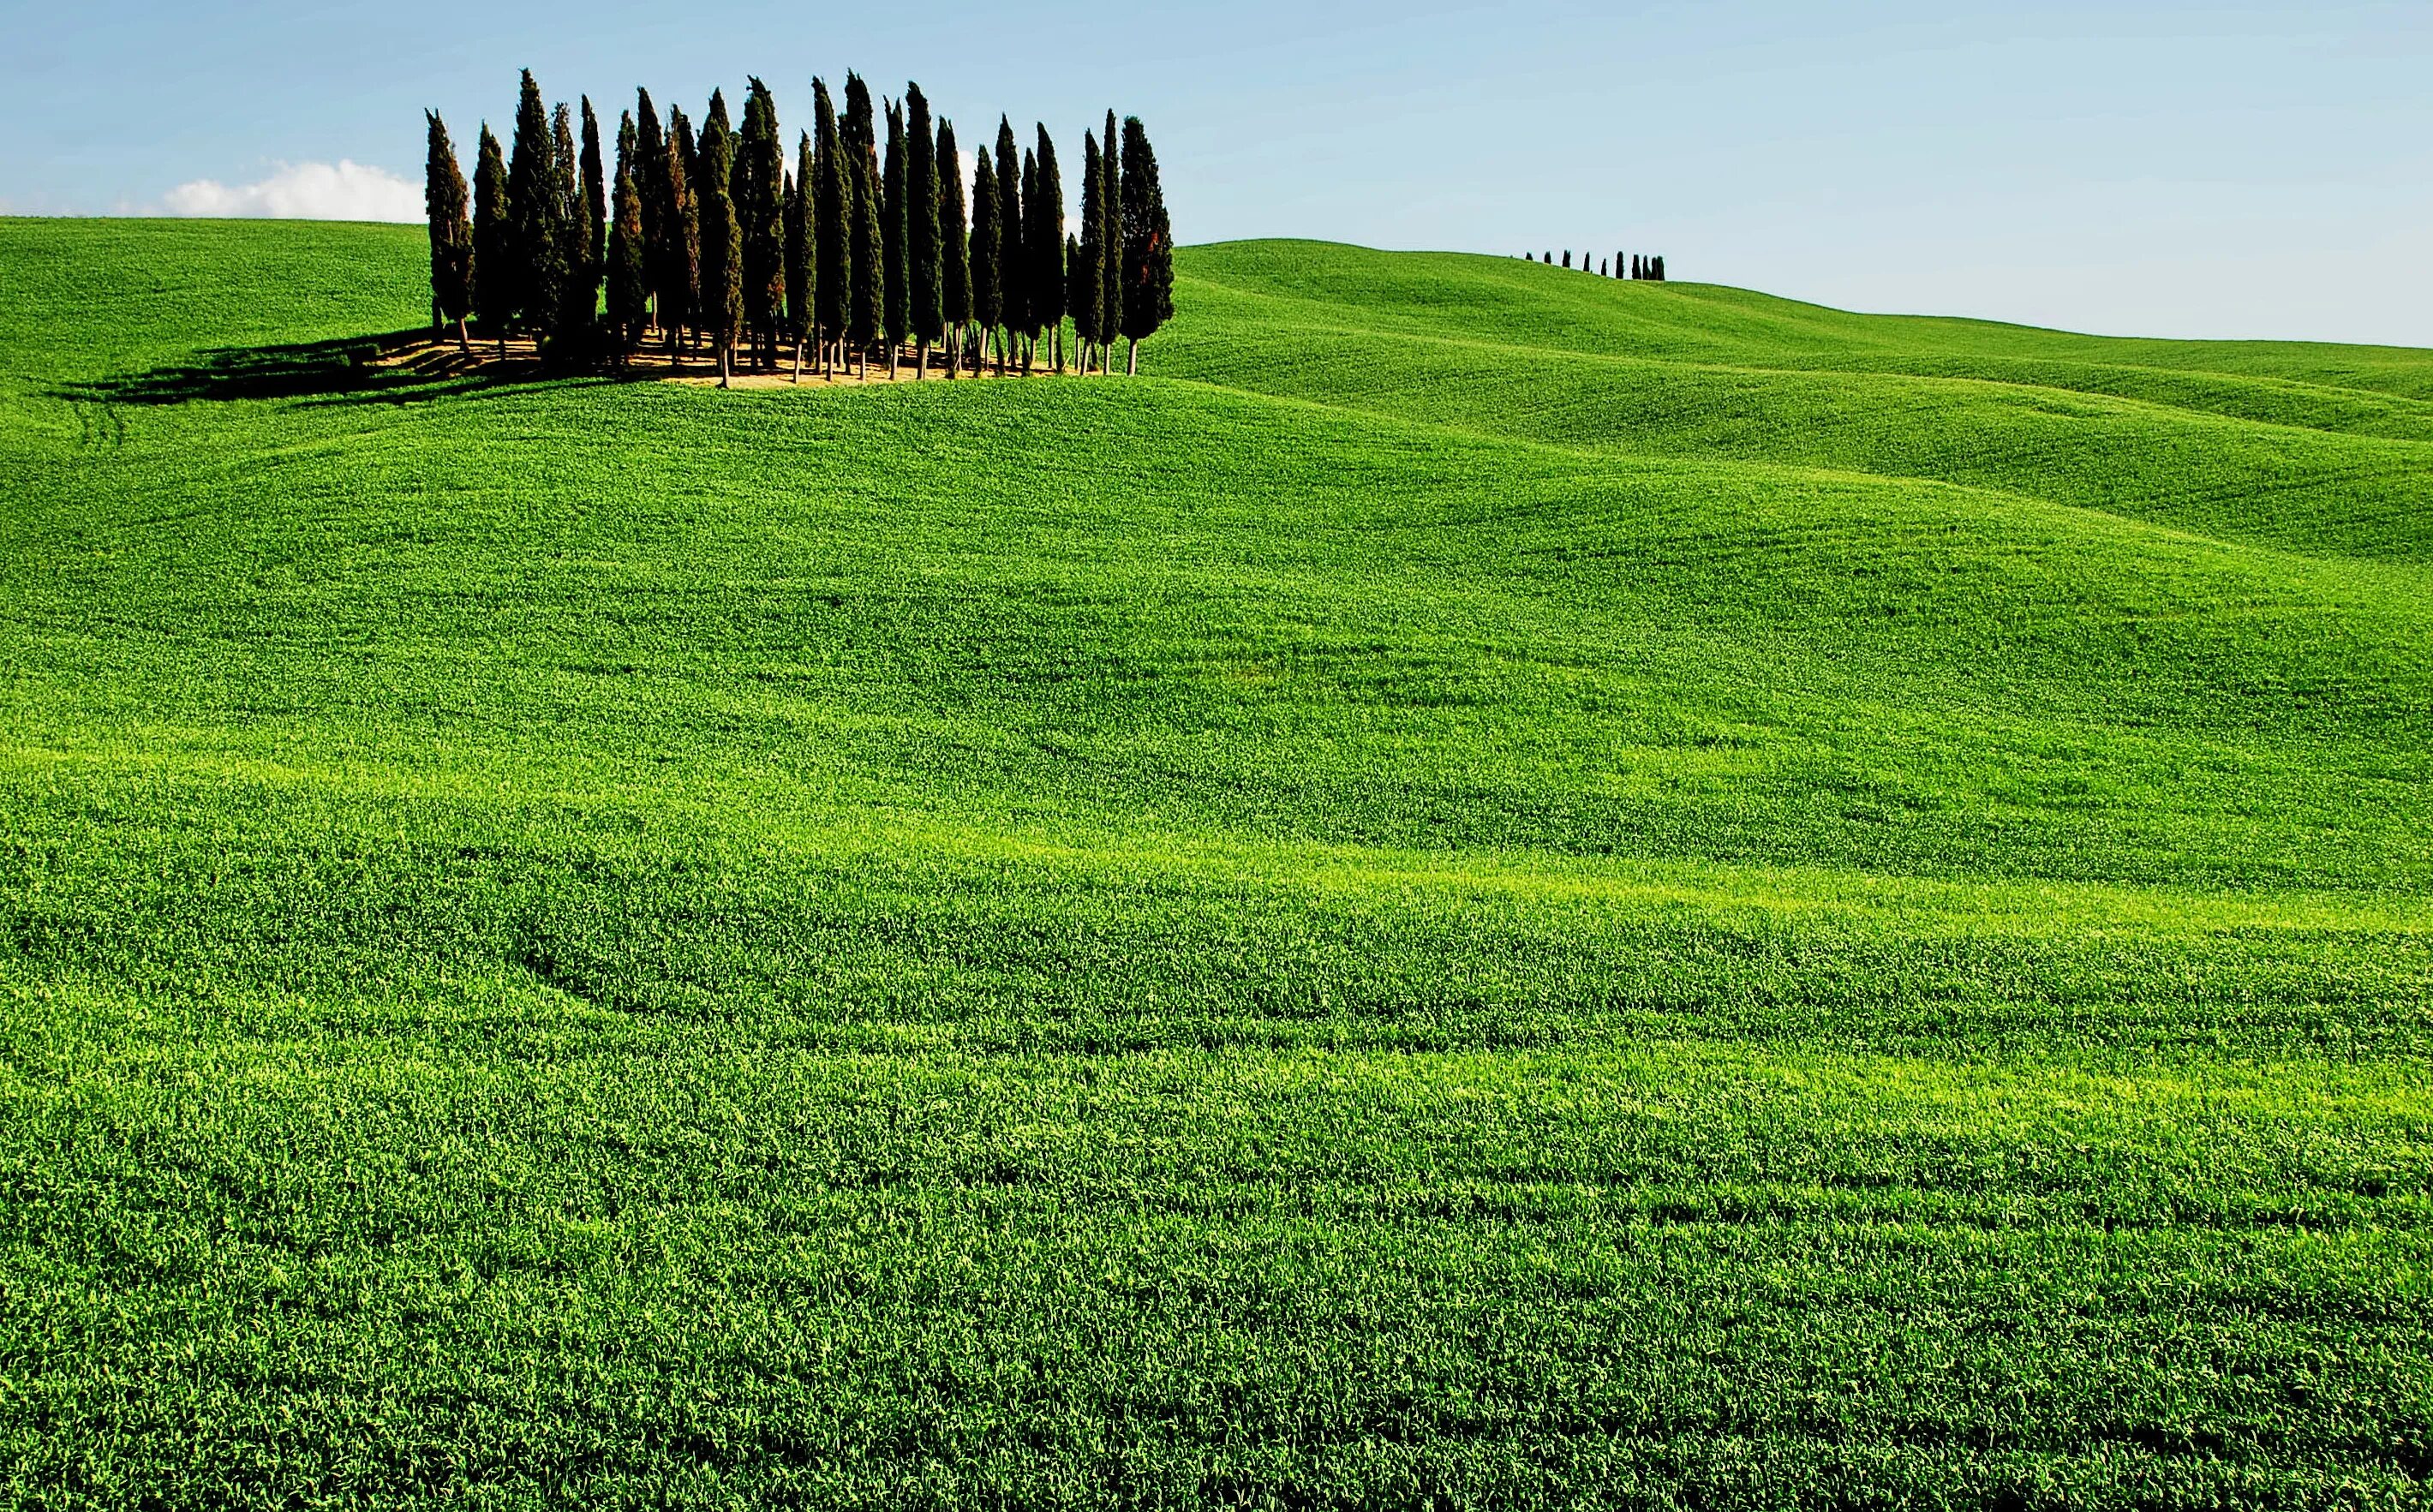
[160,160,420,223]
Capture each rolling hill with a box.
[2,218,2429,1509]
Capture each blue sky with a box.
[6,0,2428,344]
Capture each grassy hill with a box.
[2,217,2430,1508]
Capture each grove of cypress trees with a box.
[1030,125,1065,374]
[1072,128,1104,375]
[661,108,698,362]
[1097,110,1120,374]
[423,111,474,351]
[472,123,511,353]
[786,133,812,380]
[812,79,848,378]
[881,99,906,379]
[740,80,786,370]
[969,146,1001,374]
[936,119,970,377]
[1117,116,1174,374]
[607,140,649,361]
[505,71,565,337]
[993,117,1023,373]
[696,115,744,386]
[843,74,882,376]
[906,85,941,378]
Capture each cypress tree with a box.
[843,75,882,376]
[881,99,906,379]
[1614,250,1624,278]
[740,80,786,370]
[1072,129,1104,375]
[936,119,970,377]
[812,79,848,377]
[969,146,1001,373]
[423,111,474,351]
[661,108,699,362]
[1017,147,1041,373]
[1064,233,1085,374]
[906,85,941,378]
[1654,255,1666,282]
[786,132,813,380]
[1118,116,1175,375]
[607,150,648,362]
[1030,125,1066,374]
[1098,111,1120,374]
[993,117,1024,373]
[633,91,666,328]
[505,70,565,337]
[581,99,607,276]
[696,114,744,386]
[472,123,511,353]
[551,103,595,358]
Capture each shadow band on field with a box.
[60,328,643,409]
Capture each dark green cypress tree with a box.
[740,79,786,371]
[1017,148,1040,372]
[936,119,970,377]
[661,108,698,361]
[423,111,474,351]
[969,146,1001,373]
[843,74,882,375]
[881,98,906,379]
[1654,255,1666,282]
[696,114,744,386]
[786,132,813,379]
[550,103,594,358]
[581,98,607,275]
[1097,110,1121,374]
[505,70,565,337]
[1030,126,1066,373]
[607,146,649,361]
[633,92,665,326]
[812,80,848,377]
[1073,129,1104,375]
[1064,233,1085,374]
[1118,115,1174,374]
[906,85,941,377]
[472,123,511,352]
[993,117,1025,373]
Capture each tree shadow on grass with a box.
[59,328,649,410]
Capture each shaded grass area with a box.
[1,218,2430,1507]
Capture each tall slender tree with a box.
[633,91,666,327]
[1064,233,1085,376]
[1016,147,1040,371]
[505,70,565,336]
[993,117,1024,373]
[1029,126,1065,373]
[969,146,1001,374]
[581,98,607,276]
[696,113,744,385]
[843,75,882,376]
[905,85,941,377]
[472,123,511,352]
[423,111,474,351]
[812,79,848,377]
[936,119,970,377]
[786,132,813,380]
[661,108,699,362]
[1097,110,1121,374]
[881,99,907,379]
[1118,115,1174,374]
[1072,128,1105,375]
[606,143,649,361]
[552,103,595,356]
[740,79,786,370]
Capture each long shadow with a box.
[60,329,650,409]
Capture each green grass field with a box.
[3,218,2430,1509]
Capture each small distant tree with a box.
[786,132,813,379]
[937,119,971,377]
[696,116,744,385]
[505,70,566,337]
[423,111,474,351]
[906,85,942,378]
[471,123,511,352]
[1599,256,1609,277]
[881,98,907,379]
[1097,110,1121,374]
[1072,128,1105,375]
[1030,126,1066,373]
[1614,250,1624,278]
[606,151,649,361]
[1117,115,1174,375]
[812,79,847,376]
[993,117,1024,373]
[969,146,1001,373]
[661,109,699,362]
[1653,255,1666,282]
[740,80,786,371]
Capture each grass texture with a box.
[2,218,2430,1509]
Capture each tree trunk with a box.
[888,342,898,380]
[718,342,731,389]
[917,339,928,379]
[1127,338,1139,376]
[457,318,472,356]
[1055,326,1065,374]
[792,338,804,383]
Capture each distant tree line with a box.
[1522,248,1665,281]
[423,72,1175,386]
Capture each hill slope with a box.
[1,218,2430,1509]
